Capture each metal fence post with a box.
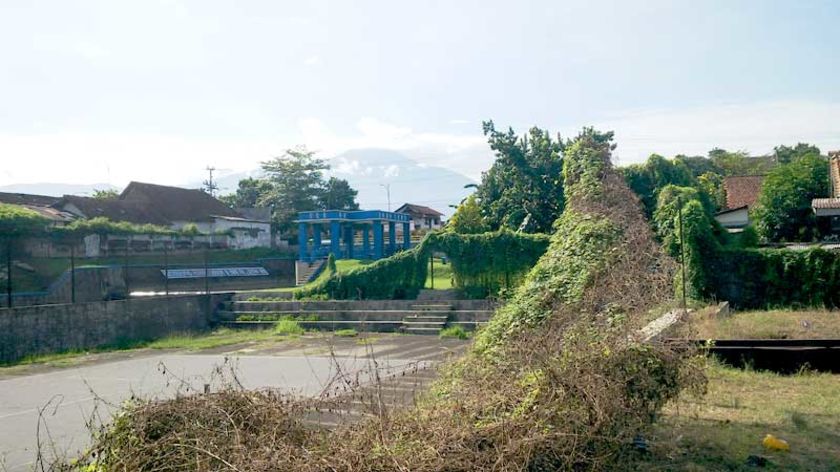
[70,244,76,303]
[6,239,12,308]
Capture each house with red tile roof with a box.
[715,175,765,231]
[54,182,273,249]
[395,203,444,232]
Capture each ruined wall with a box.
[0,294,229,364]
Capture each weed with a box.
[274,319,305,336]
[439,325,469,340]
[333,329,358,337]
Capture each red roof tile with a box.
[723,175,765,210]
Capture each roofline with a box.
[715,205,749,216]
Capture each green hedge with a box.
[427,230,550,297]
[296,230,551,300]
[703,247,840,309]
[295,243,430,300]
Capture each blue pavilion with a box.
[296,210,411,262]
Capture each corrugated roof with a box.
[0,192,60,207]
[59,195,170,225]
[395,203,444,217]
[812,198,840,210]
[723,175,765,210]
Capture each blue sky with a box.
[1,0,839,188]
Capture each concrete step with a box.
[401,321,446,330]
[403,314,449,323]
[410,304,453,311]
[402,327,444,335]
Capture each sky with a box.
[1,0,840,190]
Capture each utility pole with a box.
[678,198,687,314]
[379,183,391,211]
[203,166,218,197]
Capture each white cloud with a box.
[3,100,839,189]
[303,55,321,66]
[575,100,840,166]
[297,117,490,179]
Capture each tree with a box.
[774,143,821,165]
[751,154,829,242]
[318,177,359,210]
[696,171,726,212]
[620,154,694,217]
[474,121,565,233]
[709,148,775,176]
[447,194,489,234]
[219,178,273,208]
[259,147,331,233]
[91,188,119,199]
[674,155,722,177]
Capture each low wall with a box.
[0,294,230,364]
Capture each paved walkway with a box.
[0,335,466,471]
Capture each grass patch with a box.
[439,325,469,340]
[273,319,305,336]
[683,309,840,340]
[0,328,284,369]
[333,329,358,337]
[635,361,840,471]
[145,328,280,350]
[425,257,453,290]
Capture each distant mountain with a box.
[0,182,118,197]
[327,149,476,217]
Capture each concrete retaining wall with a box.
[0,294,229,364]
[229,299,497,311]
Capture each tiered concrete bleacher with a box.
[218,296,496,335]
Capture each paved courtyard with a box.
[0,334,467,472]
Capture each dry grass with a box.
[684,309,840,340]
[635,361,840,471]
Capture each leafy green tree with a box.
[709,148,775,176]
[652,185,705,243]
[773,143,821,164]
[674,155,722,177]
[447,194,489,234]
[696,172,726,212]
[318,177,359,210]
[91,188,119,199]
[751,154,829,241]
[475,121,565,233]
[259,148,331,233]
[219,178,273,208]
[620,154,694,217]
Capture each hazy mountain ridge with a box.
[0,182,118,197]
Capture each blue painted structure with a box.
[296,210,412,262]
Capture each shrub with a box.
[295,244,429,300]
[326,253,337,275]
[439,325,469,340]
[704,247,840,309]
[273,319,304,336]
